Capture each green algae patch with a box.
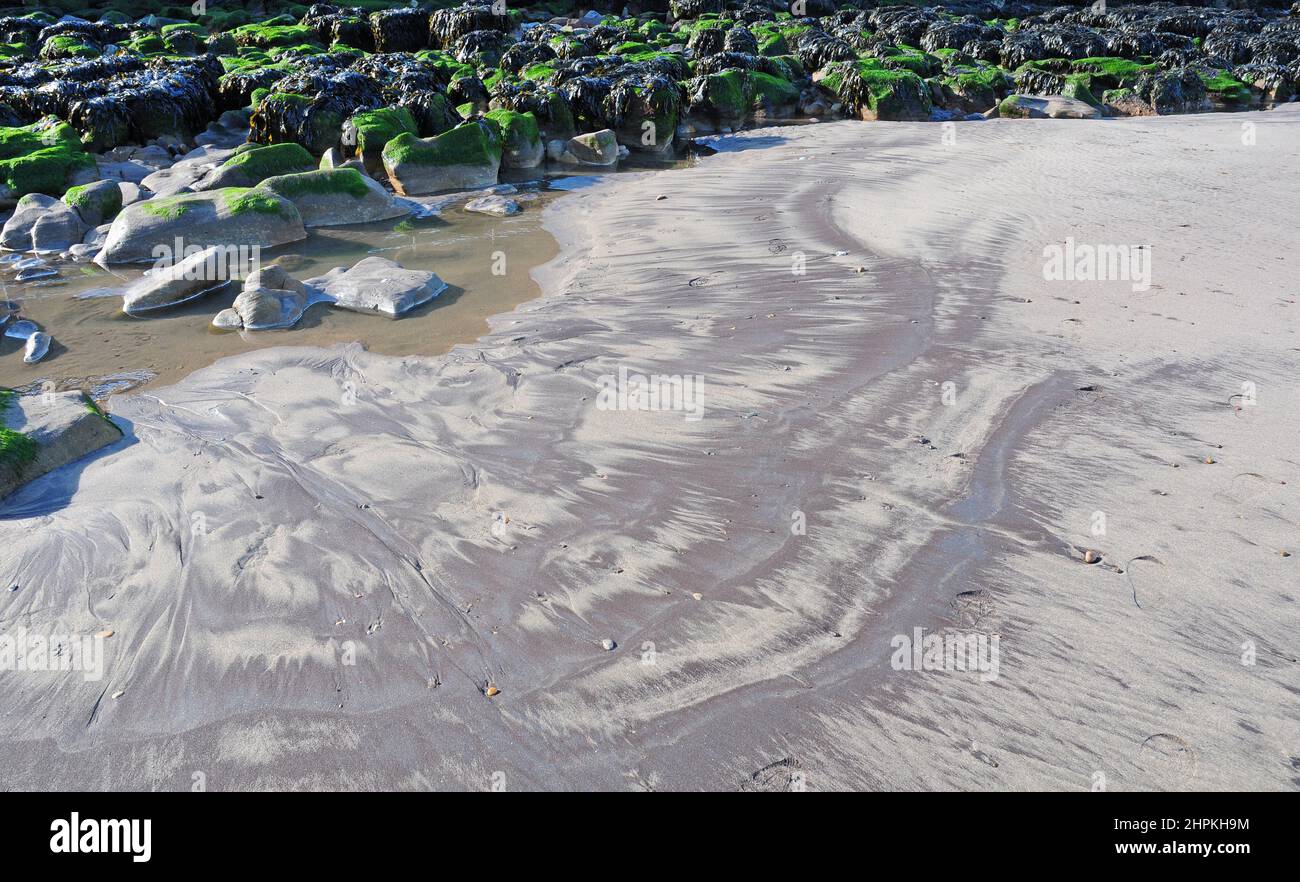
[0,119,95,198]
[382,119,503,169]
[39,34,98,60]
[0,391,37,474]
[1071,57,1156,87]
[702,69,750,120]
[222,187,296,217]
[221,142,315,180]
[750,71,799,109]
[485,108,540,149]
[139,193,196,220]
[230,23,319,49]
[1199,70,1252,105]
[260,168,371,200]
[1062,73,1102,108]
[349,106,418,158]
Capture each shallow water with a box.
[0,187,561,398]
[0,150,706,400]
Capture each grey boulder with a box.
[306,257,446,317]
[96,188,306,265]
[120,245,240,314]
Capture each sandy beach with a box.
[1,108,1296,791]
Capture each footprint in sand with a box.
[1137,733,1199,788]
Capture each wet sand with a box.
[0,110,1296,790]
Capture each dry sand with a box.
[0,108,1296,790]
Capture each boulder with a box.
[195,142,316,191]
[305,257,446,317]
[343,106,418,172]
[382,119,503,195]
[225,266,310,330]
[120,245,242,313]
[96,188,306,265]
[550,129,622,166]
[256,168,409,227]
[996,94,1103,120]
[1,194,87,253]
[62,179,123,227]
[484,109,544,169]
[0,390,122,501]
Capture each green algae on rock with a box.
[0,119,96,201]
[382,118,503,195]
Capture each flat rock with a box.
[0,391,122,501]
[306,257,446,317]
[464,195,520,217]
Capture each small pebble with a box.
[600,638,616,651]
[1083,549,1102,564]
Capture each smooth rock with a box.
[97,188,306,265]
[306,257,446,317]
[211,308,243,330]
[997,94,1102,120]
[257,169,409,228]
[464,195,520,217]
[63,179,123,227]
[0,391,122,501]
[23,332,51,364]
[552,129,621,166]
[2,196,88,254]
[121,245,239,313]
[227,266,310,330]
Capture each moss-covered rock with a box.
[63,179,123,226]
[198,142,316,190]
[0,119,97,201]
[382,118,503,195]
[256,168,409,227]
[97,187,306,264]
[484,109,543,168]
[688,69,751,129]
[344,106,418,169]
[820,62,934,121]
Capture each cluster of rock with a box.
[0,2,1295,334]
[2,3,1294,204]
